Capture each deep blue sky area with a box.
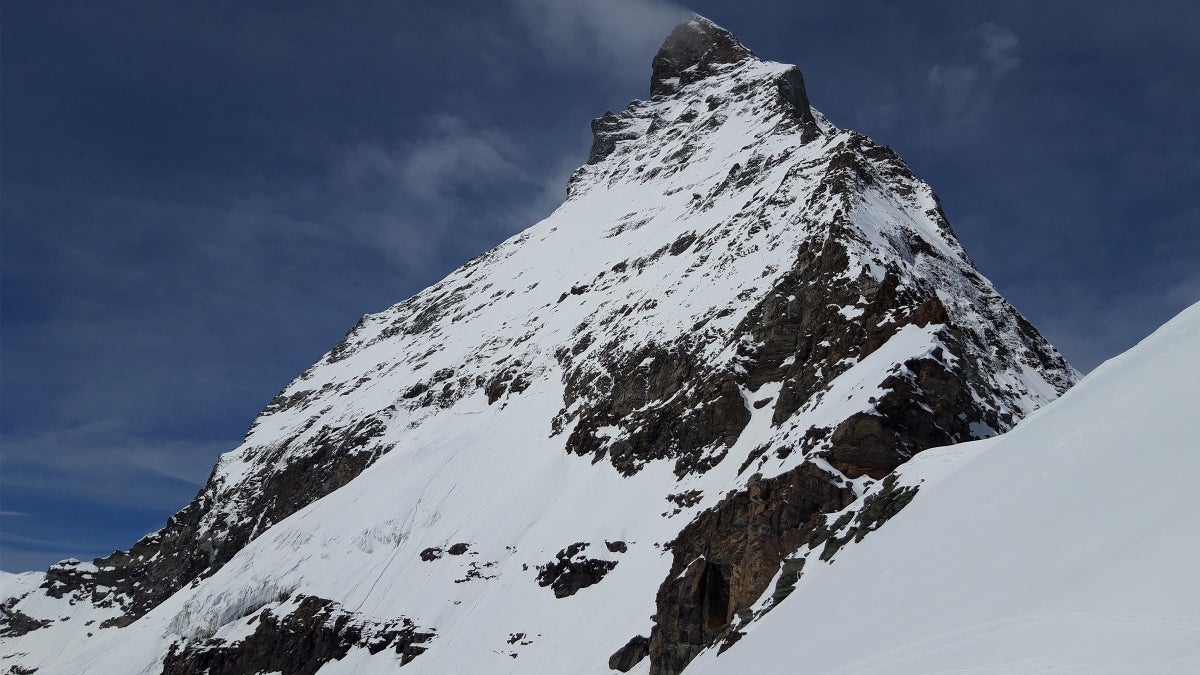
[2,1,1197,572]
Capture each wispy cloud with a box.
[3,421,227,511]
[1,549,81,573]
[0,531,103,553]
[927,63,979,89]
[979,22,1020,73]
[326,114,561,275]
[0,528,130,572]
[338,116,529,205]
[927,20,1021,87]
[2,421,228,569]
[510,0,689,83]
[924,21,1022,137]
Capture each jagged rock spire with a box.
[651,15,754,97]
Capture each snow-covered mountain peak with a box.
[587,19,817,169]
[3,20,1083,675]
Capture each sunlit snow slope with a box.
[692,301,1200,675]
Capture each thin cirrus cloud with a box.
[511,0,689,81]
[928,20,1022,85]
[979,22,1020,72]
[2,421,223,509]
[926,21,1022,136]
[338,116,531,219]
[1,421,229,570]
[331,114,569,274]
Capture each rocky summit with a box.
[2,15,1080,675]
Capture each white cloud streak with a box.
[980,21,1020,73]
[327,114,554,275]
[3,421,228,512]
[927,21,1020,89]
[923,21,1022,138]
[511,0,689,82]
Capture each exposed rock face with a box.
[651,16,754,97]
[815,473,920,562]
[535,543,620,598]
[0,15,1078,675]
[648,463,854,675]
[644,471,924,674]
[609,635,651,672]
[560,340,751,477]
[632,197,1064,673]
[0,601,52,638]
[591,112,644,165]
[159,595,433,675]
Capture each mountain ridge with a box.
[2,16,1079,675]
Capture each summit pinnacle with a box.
[651,15,754,96]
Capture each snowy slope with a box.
[691,300,1200,674]
[1,17,1078,675]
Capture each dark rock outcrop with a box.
[160,595,433,675]
[775,66,819,139]
[558,337,752,478]
[590,112,645,165]
[817,474,920,562]
[535,543,619,599]
[646,463,854,675]
[651,16,754,97]
[635,231,1057,672]
[609,635,651,672]
[823,354,972,479]
[0,600,52,637]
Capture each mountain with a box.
[1,16,1078,675]
[690,300,1200,674]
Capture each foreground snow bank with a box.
[695,301,1200,674]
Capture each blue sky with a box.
[2,1,1197,572]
